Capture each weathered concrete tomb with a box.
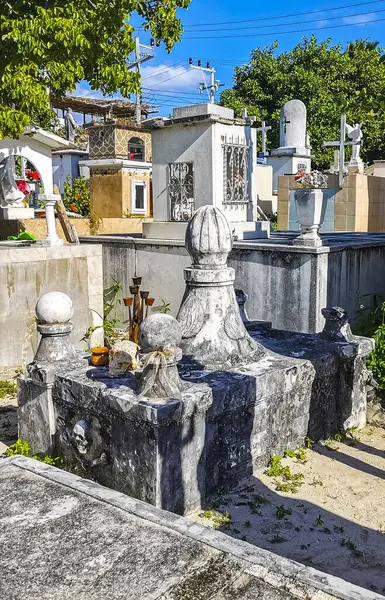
[2,455,382,600]
[18,207,374,518]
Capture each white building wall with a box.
[0,135,53,194]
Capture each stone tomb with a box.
[267,99,312,191]
[19,207,373,515]
[143,103,270,240]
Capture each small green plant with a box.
[0,380,17,399]
[82,279,123,348]
[284,448,307,464]
[63,175,90,216]
[156,299,171,314]
[201,509,232,529]
[266,454,305,494]
[5,438,62,467]
[314,514,324,527]
[354,296,385,389]
[243,520,251,528]
[305,436,315,449]
[89,211,102,235]
[276,505,292,520]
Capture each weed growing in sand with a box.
[201,510,232,529]
[284,447,307,463]
[0,380,17,399]
[276,505,292,520]
[266,455,304,494]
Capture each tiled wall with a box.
[88,125,116,159]
[277,173,385,232]
[88,125,152,162]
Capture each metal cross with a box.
[283,116,291,133]
[323,114,355,188]
[255,120,272,155]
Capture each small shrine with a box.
[142,103,270,240]
[54,96,156,219]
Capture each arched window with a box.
[128,137,145,161]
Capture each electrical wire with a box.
[181,7,385,32]
[141,59,187,80]
[184,15,385,39]
[174,0,384,26]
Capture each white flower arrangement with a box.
[294,169,328,189]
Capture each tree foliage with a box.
[0,0,190,139]
[221,37,385,168]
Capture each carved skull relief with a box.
[72,419,91,454]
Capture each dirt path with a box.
[189,426,385,595]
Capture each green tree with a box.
[0,0,190,139]
[221,37,385,168]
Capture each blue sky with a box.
[75,0,385,119]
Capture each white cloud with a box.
[140,64,203,91]
[74,83,106,99]
[315,19,330,28]
[342,12,376,25]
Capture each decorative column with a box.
[34,291,77,362]
[177,205,265,369]
[39,194,63,246]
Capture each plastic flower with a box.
[26,171,40,181]
[16,180,31,195]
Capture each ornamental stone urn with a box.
[293,188,327,248]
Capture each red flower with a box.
[294,169,305,181]
[16,180,31,195]
[26,170,40,181]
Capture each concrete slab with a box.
[0,455,382,600]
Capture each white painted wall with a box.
[152,120,258,224]
[151,123,213,221]
[0,134,54,194]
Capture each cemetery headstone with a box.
[267,99,312,190]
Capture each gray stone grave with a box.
[18,207,373,515]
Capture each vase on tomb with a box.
[293,188,327,248]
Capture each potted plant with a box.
[293,170,328,247]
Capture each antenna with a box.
[127,37,155,125]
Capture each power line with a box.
[142,87,202,96]
[182,7,385,32]
[141,59,187,80]
[145,67,192,87]
[184,15,385,39]
[178,0,384,26]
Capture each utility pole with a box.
[189,59,223,104]
[126,37,155,124]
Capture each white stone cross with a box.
[323,114,356,188]
[255,121,272,155]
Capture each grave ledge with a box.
[0,455,382,600]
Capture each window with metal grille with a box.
[222,143,250,205]
[168,162,195,222]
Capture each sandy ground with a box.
[189,426,385,595]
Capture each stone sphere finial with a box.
[186,206,232,267]
[139,313,182,352]
[36,291,74,325]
